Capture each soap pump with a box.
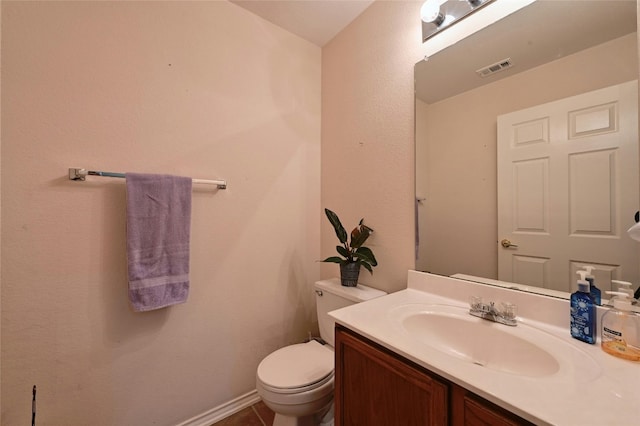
[611,280,636,304]
[583,265,601,305]
[601,291,640,361]
[570,270,596,344]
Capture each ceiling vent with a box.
[476,58,513,78]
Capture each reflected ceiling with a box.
[416,1,637,104]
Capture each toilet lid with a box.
[257,341,334,389]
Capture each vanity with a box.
[330,271,639,425]
[335,326,533,425]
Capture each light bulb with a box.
[421,0,446,25]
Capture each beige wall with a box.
[321,1,423,294]
[418,33,638,279]
[1,2,320,424]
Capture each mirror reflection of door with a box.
[414,0,638,296]
[497,81,639,293]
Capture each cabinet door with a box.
[451,385,535,426]
[335,326,448,426]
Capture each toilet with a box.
[256,279,387,426]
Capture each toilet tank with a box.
[314,279,387,347]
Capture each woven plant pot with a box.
[340,262,360,287]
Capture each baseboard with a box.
[176,389,261,426]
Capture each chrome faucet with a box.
[469,297,517,326]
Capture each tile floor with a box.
[213,400,274,426]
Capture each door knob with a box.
[501,239,518,249]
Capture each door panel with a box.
[498,81,639,292]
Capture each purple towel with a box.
[125,173,192,312]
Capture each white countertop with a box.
[329,271,640,426]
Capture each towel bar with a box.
[68,168,227,189]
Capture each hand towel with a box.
[126,173,192,312]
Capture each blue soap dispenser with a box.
[583,265,601,305]
[571,270,596,344]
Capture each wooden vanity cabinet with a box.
[450,386,534,426]
[334,325,534,426]
[334,324,448,425]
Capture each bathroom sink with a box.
[389,304,600,380]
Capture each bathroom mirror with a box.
[415,0,639,297]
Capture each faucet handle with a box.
[469,296,483,310]
[500,302,517,319]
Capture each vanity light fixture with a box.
[421,0,447,26]
[422,0,494,42]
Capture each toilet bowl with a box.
[256,341,334,426]
[256,279,387,426]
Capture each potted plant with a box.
[321,208,378,287]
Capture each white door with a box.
[497,80,639,293]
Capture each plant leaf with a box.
[353,249,371,262]
[336,245,351,259]
[350,225,370,248]
[321,256,345,264]
[360,261,373,274]
[354,253,373,266]
[355,246,377,266]
[325,208,347,244]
